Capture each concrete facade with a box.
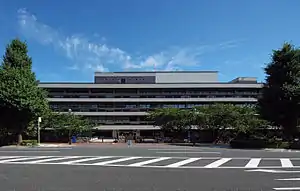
[39,71,262,137]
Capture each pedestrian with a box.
[127,133,133,146]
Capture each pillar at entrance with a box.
[112,130,117,138]
[136,130,140,137]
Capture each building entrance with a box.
[115,130,140,142]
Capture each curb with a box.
[37,144,75,148]
[0,144,75,148]
[264,148,300,152]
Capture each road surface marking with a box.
[0,156,51,163]
[246,169,300,173]
[273,187,300,190]
[148,148,203,151]
[156,152,220,154]
[0,151,60,153]
[280,159,294,167]
[276,177,300,181]
[166,158,201,167]
[21,156,82,164]
[2,156,300,169]
[204,158,232,168]
[60,156,114,164]
[92,157,141,165]
[245,158,261,168]
[128,157,171,167]
[0,156,24,159]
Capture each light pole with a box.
[37,117,42,145]
[68,109,72,145]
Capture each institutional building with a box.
[38,71,263,139]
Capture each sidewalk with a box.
[167,143,230,148]
[0,143,75,148]
[37,143,75,148]
[264,148,300,152]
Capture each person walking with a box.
[127,133,133,146]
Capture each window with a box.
[121,78,126,84]
[140,104,150,108]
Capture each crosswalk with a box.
[2,156,300,169]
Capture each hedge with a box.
[288,142,300,149]
[230,139,266,149]
[20,140,38,146]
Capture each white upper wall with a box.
[94,72,155,77]
[155,72,218,83]
[94,71,218,83]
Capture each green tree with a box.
[194,104,267,142]
[148,104,267,143]
[148,108,192,132]
[41,112,92,144]
[233,105,268,137]
[193,104,240,129]
[259,43,300,140]
[0,39,49,144]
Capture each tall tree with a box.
[0,39,49,144]
[259,43,300,140]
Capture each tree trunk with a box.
[17,133,22,145]
[68,129,72,145]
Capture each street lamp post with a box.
[68,109,72,145]
[37,117,42,145]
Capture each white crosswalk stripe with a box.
[21,156,82,164]
[280,159,294,168]
[166,158,201,167]
[204,158,232,168]
[60,156,114,164]
[91,157,141,165]
[128,157,171,167]
[0,156,24,160]
[1,156,300,169]
[0,156,51,163]
[245,158,261,168]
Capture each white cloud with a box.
[17,8,240,72]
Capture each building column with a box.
[112,130,117,139]
[136,130,140,137]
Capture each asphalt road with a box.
[1,144,300,191]
[1,144,300,158]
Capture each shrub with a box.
[278,141,290,149]
[288,141,300,149]
[20,140,38,146]
[230,139,266,149]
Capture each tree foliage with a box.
[0,39,49,144]
[148,108,193,132]
[41,112,92,140]
[148,104,268,141]
[258,43,300,139]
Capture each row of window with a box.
[48,91,259,95]
[50,103,255,112]
[48,91,259,94]
[86,116,148,120]
[89,121,153,125]
[46,88,260,94]
[86,116,151,125]
[49,95,258,99]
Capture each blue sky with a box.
[1,0,300,82]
